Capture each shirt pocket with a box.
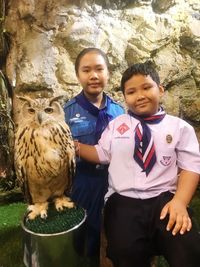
[69,119,94,138]
[157,148,176,167]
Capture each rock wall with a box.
[5,0,200,139]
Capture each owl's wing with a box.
[67,147,76,182]
[14,153,33,204]
[14,128,34,204]
[58,122,76,192]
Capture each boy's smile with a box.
[124,74,164,116]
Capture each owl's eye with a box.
[28,108,35,114]
[44,107,54,114]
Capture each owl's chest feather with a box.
[15,126,68,175]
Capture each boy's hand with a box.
[160,198,192,236]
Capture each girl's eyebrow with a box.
[95,64,104,67]
[126,86,136,90]
[81,65,90,69]
[81,64,104,69]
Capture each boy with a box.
[75,61,200,267]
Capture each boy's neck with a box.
[129,107,162,118]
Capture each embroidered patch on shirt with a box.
[160,156,172,166]
[117,123,130,135]
[69,116,87,122]
[166,134,173,143]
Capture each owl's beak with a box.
[37,112,43,124]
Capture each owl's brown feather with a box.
[14,96,76,219]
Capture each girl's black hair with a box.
[75,47,109,75]
[120,61,160,94]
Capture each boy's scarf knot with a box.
[128,108,166,176]
[76,91,113,142]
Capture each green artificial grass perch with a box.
[23,205,86,235]
[22,205,87,267]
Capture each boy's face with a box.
[124,74,164,116]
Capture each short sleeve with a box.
[95,121,114,164]
[176,123,200,174]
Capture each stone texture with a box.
[152,0,175,13]
[4,0,200,140]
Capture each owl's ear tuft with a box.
[17,96,33,106]
[49,95,64,106]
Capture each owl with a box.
[14,95,76,220]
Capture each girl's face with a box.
[124,74,164,116]
[77,51,109,98]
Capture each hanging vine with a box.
[0,0,15,191]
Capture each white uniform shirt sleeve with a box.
[176,122,200,173]
[95,121,114,164]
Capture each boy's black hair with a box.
[120,61,160,94]
[75,47,109,75]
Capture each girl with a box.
[64,48,124,266]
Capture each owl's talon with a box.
[54,196,74,211]
[57,208,62,212]
[26,216,30,222]
[27,205,34,212]
[26,202,48,220]
[40,213,47,219]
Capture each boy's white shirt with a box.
[95,113,200,200]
